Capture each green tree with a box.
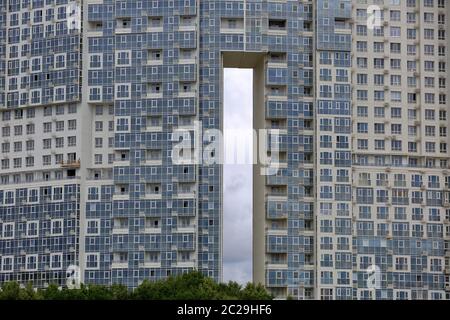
[239,282,273,300]
[41,283,63,300]
[0,271,273,300]
[0,281,21,300]
[82,284,114,300]
[219,281,243,299]
[18,282,42,300]
[132,271,272,300]
[110,284,129,300]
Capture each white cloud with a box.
[223,69,253,284]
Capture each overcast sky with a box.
[223,69,253,284]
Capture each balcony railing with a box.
[60,159,81,168]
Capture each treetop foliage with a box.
[0,271,273,300]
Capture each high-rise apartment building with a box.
[0,0,449,300]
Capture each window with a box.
[95,106,103,116]
[89,87,102,101]
[90,54,102,69]
[116,117,130,132]
[95,138,103,148]
[54,86,65,101]
[68,120,77,130]
[357,123,368,134]
[95,154,103,164]
[68,136,76,147]
[43,138,52,149]
[50,253,63,270]
[2,126,10,137]
[116,84,130,99]
[357,139,368,150]
[54,53,66,69]
[390,27,401,37]
[56,121,64,132]
[26,123,35,134]
[357,106,368,117]
[1,256,13,272]
[31,57,42,72]
[95,121,104,132]
[87,219,100,235]
[116,51,131,66]
[43,122,52,133]
[51,219,63,236]
[55,137,64,148]
[2,222,14,239]
[26,140,34,151]
[357,74,367,85]
[86,253,99,269]
[395,257,409,271]
[26,254,38,271]
[26,221,39,238]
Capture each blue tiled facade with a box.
[0,0,82,288]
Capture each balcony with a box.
[220,18,244,34]
[267,69,288,86]
[173,224,196,233]
[60,159,80,168]
[87,21,103,36]
[266,261,288,270]
[266,277,288,288]
[266,226,288,236]
[115,18,132,34]
[111,261,128,269]
[144,192,162,200]
[144,227,161,234]
[141,261,161,268]
[113,218,128,234]
[112,192,129,201]
[266,192,287,203]
[334,18,352,34]
[265,102,287,119]
[267,210,287,220]
[146,50,163,66]
[178,89,197,98]
[176,242,195,251]
[175,261,196,268]
[145,157,162,166]
[147,17,163,32]
[179,16,197,32]
[145,116,163,131]
[267,52,287,66]
[266,175,288,186]
[268,19,287,35]
[112,227,128,235]
[174,191,196,199]
[179,49,196,64]
[265,86,287,101]
[266,244,288,254]
[146,85,163,99]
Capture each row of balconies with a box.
[110,260,197,269]
[112,225,196,235]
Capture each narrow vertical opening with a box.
[223,68,253,284]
